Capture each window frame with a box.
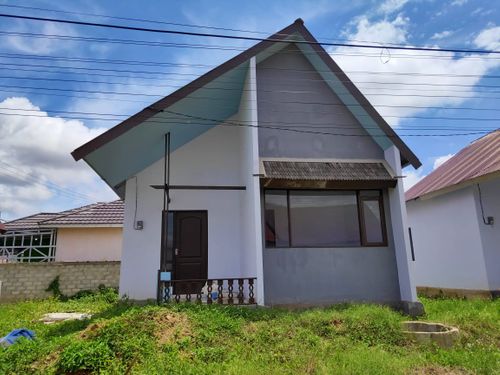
[357,192,388,247]
[263,189,388,249]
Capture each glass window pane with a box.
[362,199,384,244]
[360,190,381,197]
[289,191,360,247]
[264,190,290,247]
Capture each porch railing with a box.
[157,276,257,305]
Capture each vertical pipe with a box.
[408,227,416,262]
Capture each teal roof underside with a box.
[85,62,249,189]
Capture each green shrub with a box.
[58,340,113,373]
[339,305,405,346]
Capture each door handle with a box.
[175,248,180,256]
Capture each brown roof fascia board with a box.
[71,20,304,162]
[294,24,421,169]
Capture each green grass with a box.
[0,291,498,374]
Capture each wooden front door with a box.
[173,211,208,294]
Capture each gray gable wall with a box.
[257,44,384,159]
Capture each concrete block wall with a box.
[0,261,120,302]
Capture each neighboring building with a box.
[406,130,500,296]
[71,20,423,313]
[0,201,123,263]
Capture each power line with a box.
[0,111,496,135]
[0,2,491,55]
[1,12,499,55]
[0,3,279,36]
[2,29,500,61]
[3,72,500,90]
[164,109,495,137]
[2,101,500,121]
[0,164,95,202]
[3,60,500,80]
[1,106,498,129]
[1,83,499,102]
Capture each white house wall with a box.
[407,186,490,290]
[474,177,500,290]
[120,113,255,300]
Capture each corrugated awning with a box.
[260,159,396,189]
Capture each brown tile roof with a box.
[3,201,124,231]
[39,200,124,227]
[262,160,395,181]
[406,130,500,201]
[3,213,59,231]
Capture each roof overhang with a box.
[260,158,397,189]
[407,170,500,202]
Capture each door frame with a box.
[161,210,208,282]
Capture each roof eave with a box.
[71,20,304,162]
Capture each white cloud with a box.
[377,0,409,15]
[331,17,500,126]
[0,97,117,220]
[474,26,500,50]
[433,153,454,169]
[403,169,425,190]
[451,0,468,6]
[431,30,453,40]
[5,21,78,55]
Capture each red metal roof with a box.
[406,130,500,201]
[3,201,124,231]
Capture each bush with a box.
[58,340,113,373]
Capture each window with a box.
[289,191,360,247]
[264,190,290,247]
[264,190,387,248]
[359,191,386,246]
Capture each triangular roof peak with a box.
[72,20,420,194]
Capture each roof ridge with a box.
[37,202,102,225]
[38,201,122,225]
[5,211,57,224]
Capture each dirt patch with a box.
[331,318,343,327]
[411,365,471,375]
[30,349,60,373]
[152,311,191,345]
[79,321,108,339]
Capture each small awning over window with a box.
[260,159,397,189]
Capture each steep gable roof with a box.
[406,129,500,201]
[72,19,420,196]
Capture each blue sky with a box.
[0,0,498,220]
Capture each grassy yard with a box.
[0,291,498,374]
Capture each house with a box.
[406,130,499,297]
[71,19,423,314]
[0,201,123,263]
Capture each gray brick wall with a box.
[0,261,120,302]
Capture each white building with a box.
[72,19,424,315]
[406,130,500,297]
